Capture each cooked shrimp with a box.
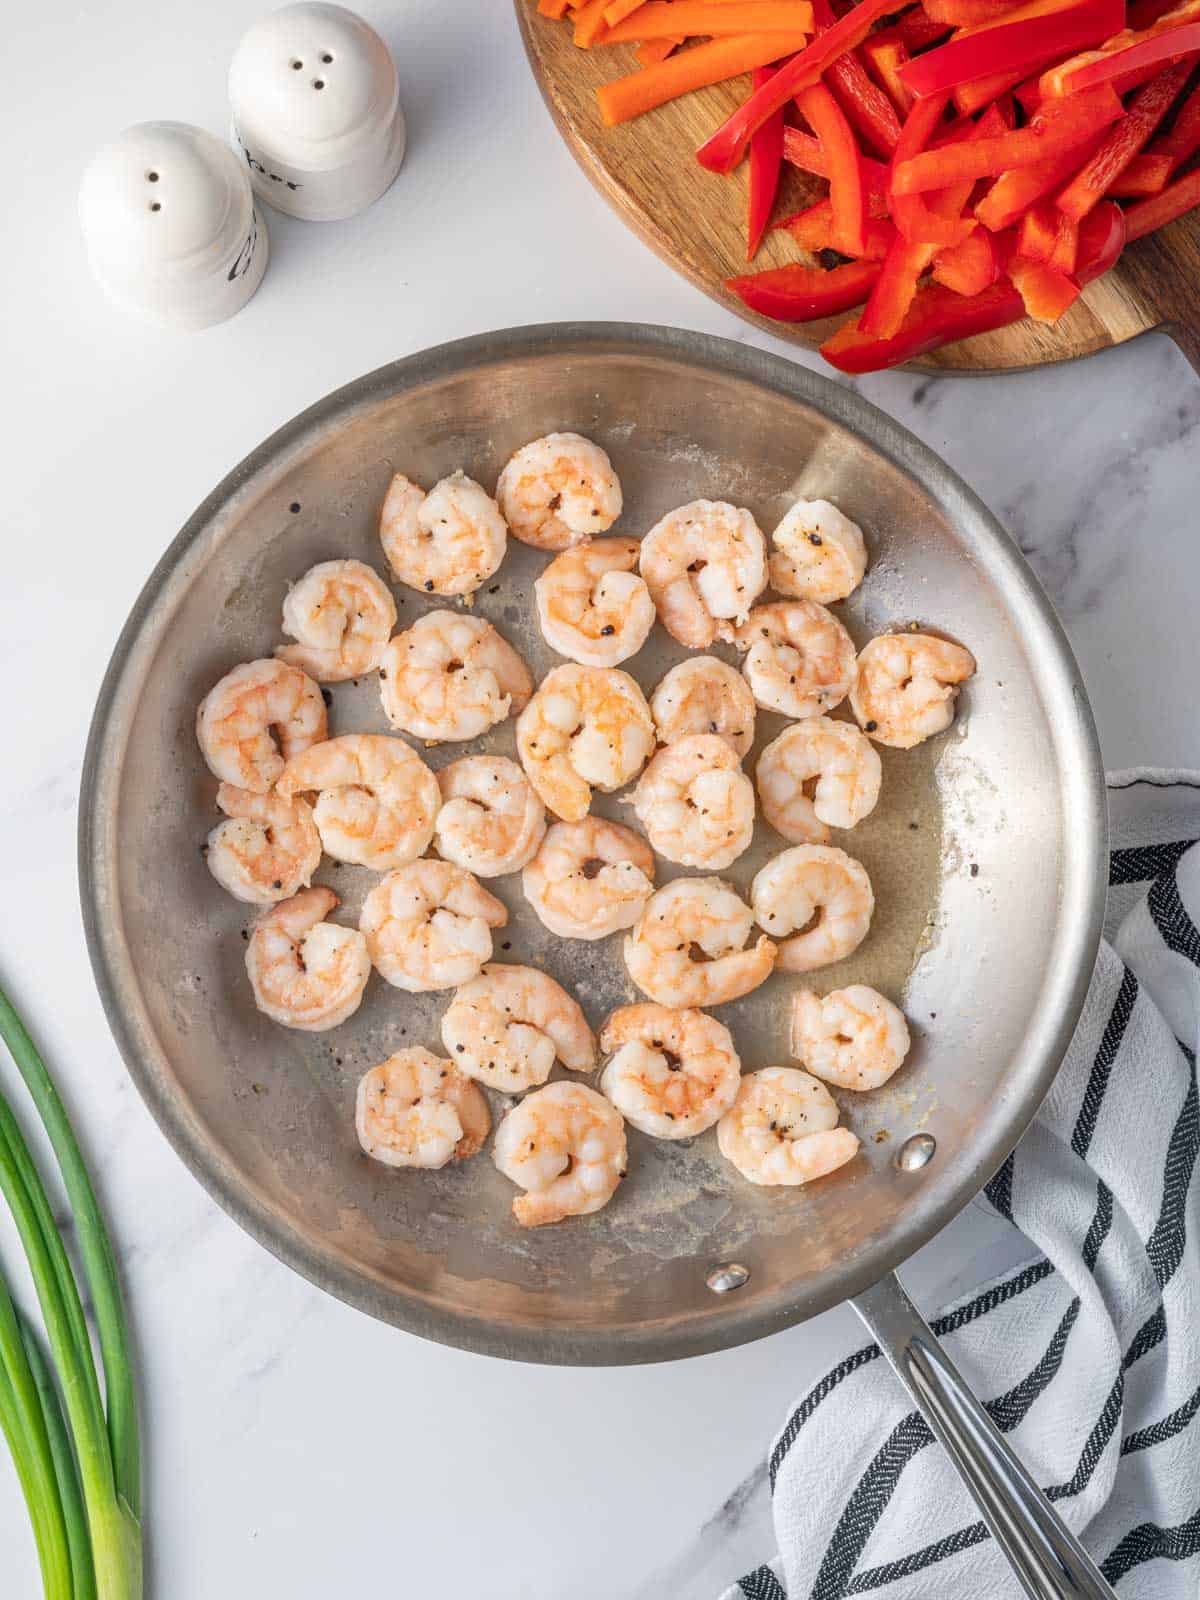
[441,963,596,1093]
[355,1048,490,1169]
[851,632,976,749]
[360,861,507,992]
[649,656,756,760]
[768,499,867,604]
[522,817,654,940]
[433,756,546,878]
[205,782,322,904]
[274,559,397,682]
[378,470,507,597]
[245,887,369,1031]
[733,601,857,720]
[380,610,533,742]
[791,985,911,1090]
[755,718,882,845]
[632,734,755,871]
[624,877,776,1008]
[276,733,440,871]
[516,664,655,822]
[196,658,327,793]
[493,1082,627,1226]
[718,1068,860,1186]
[751,846,874,973]
[599,1003,740,1139]
[639,501,766,648]
[496,432,622,551]
[534,538,655,667]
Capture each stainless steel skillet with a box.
[79,324,1109,1596]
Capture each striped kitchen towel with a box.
[725,770,1200,1600]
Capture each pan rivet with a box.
[706,1262,750,1294]
[896,1133,937,1172]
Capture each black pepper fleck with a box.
[865,720,878,732]
[424,580,434,592]
[808,533,823,546]
[969,863,979,877]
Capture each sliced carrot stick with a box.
[538,0,574,16]
[574,0,613,45]
[604,0,646,20]
[636,35,683,62]
[604,1,814,39]
[597,32,810,124]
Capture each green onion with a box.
[0,983,142,1599]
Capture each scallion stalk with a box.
[0,983,142,1599]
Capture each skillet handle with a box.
[851,1271,1116,1600]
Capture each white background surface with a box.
[2,3,1199,1595]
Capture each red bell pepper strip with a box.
[953,67,1029,113]
[795,81,867,253]
[1055,61,1193,217]
[725,257,883,320]
[821,200,1125,369]
[1123,160,1200,234]
[1041,0,1200,93]
[901,0,1125,98]
[782,128,892,194]
[1050,213,1081,269]
[1150,74,1200,160]
[893,82,1124,191]
[746,65,786,259]
[863,101,1006,334]
[1008,255,1081,319]
[932,226,1006,291]
[1017,199,1066,256]
[828,51,904,153]
[1110,78,1200,187]
[695,0,900,172]
[861,32,915,116]
[1107,150,1175,191]
[924,0,1030,23]
[776,198,897,254]
[1017,201,1081,267]
[974,129,1107,226]
[807,0,902,155]
[895,9,955,47]
[1119,73,1200,184]
[889,93,976,246]
[1024,54,1187,105]
[824,277,1029,367]
[858,236,938,335]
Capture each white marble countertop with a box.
[2,3,1199,1595]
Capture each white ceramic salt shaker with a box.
[79,122,268,331]
[229,3,405,222]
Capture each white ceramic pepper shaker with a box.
[78,122,268,331]
[228,3,405,222]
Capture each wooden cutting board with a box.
[517,3,1200,373]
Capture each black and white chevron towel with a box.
[724,770,1200,1600]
